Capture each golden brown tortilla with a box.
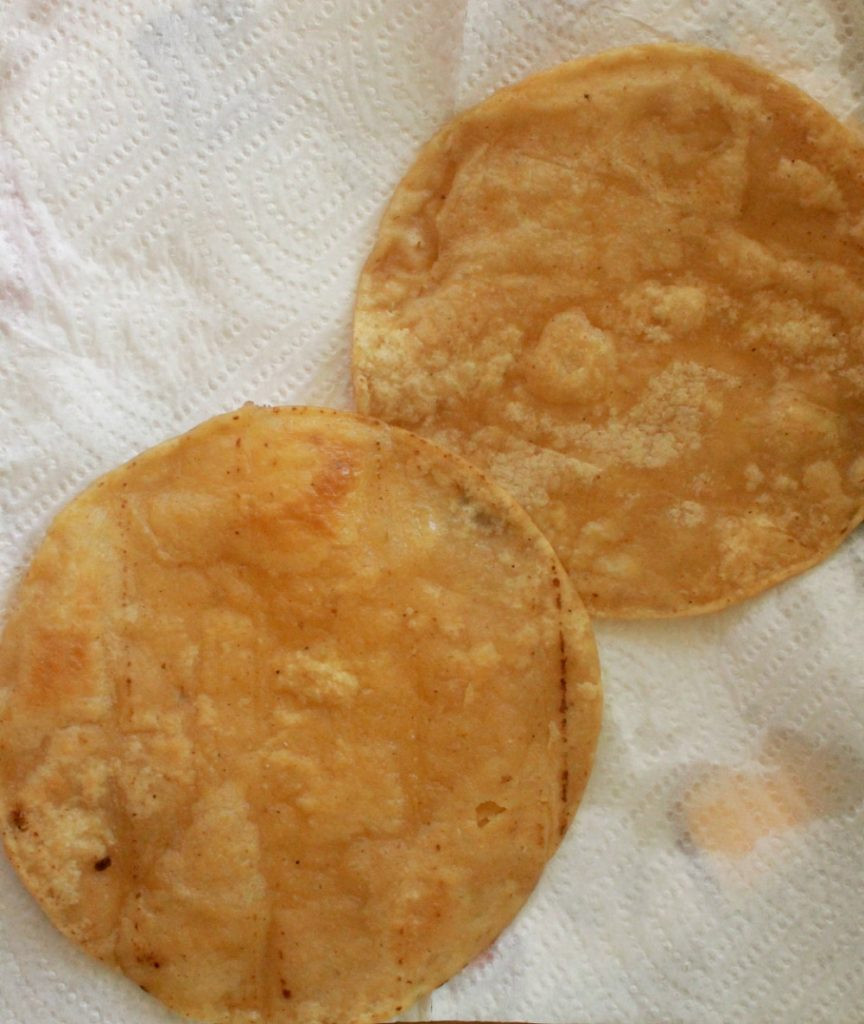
[353,43,864,617]
[0,405,601,1024]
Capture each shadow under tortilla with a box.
[823,0,864,127]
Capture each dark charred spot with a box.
[472,508,500,531]
[94,856,112,872]
[9,807,26,831]
[282,988,292,999]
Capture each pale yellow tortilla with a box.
[353,43,864,617]
[0,405,601,1024]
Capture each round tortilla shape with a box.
[353,43,864,618]
[0,405,601,1024]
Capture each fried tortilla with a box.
[353,44,864,617]
[0,405,601,1024]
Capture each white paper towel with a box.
[1,2,863,1022]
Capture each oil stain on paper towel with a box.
[678,730,864,858]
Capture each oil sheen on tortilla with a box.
[353,44,864,617]
[0,405,601,1024]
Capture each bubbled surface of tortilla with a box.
[0,406,600,1024]
[353,44,864,617]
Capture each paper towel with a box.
[1,1,863,1022]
